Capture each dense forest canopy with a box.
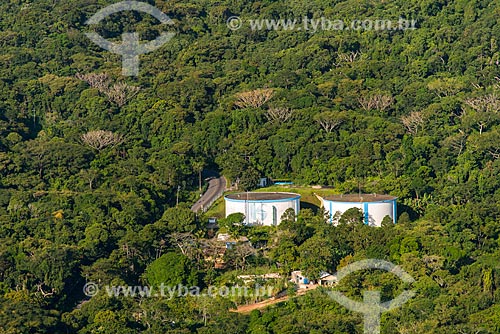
[0,0,500,333]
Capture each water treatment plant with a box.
[224,192,301,226]
[318,194,397,227]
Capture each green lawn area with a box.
[204,185,341,218]
[204,195,226,218]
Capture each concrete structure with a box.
[318,271,337,286]
[257,177,268,187]
[291,270,311,288]
[319,194,397,227]
[225,192,300,226]
[290,270,337,287]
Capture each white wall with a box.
[367,202,395,227]
[225,198,300,226]
[325,200,396,227]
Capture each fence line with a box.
[200,188,225,213]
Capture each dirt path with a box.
[231,285,318,313]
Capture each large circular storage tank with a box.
[320,194,397,227]
[224,192,301,226]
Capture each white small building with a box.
[290,270,336,288]
[291,270,311,289]
[318,271,337,286]
[319,194,397,227]
[257,178,268,187]
[224,192,300,226]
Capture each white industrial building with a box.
[224,192,301,226]
[318,194,397,227]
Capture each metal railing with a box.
[200,187,225,213]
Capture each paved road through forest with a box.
[191,171,226,213]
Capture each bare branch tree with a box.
[169,232,195,256]
[76,73,140,107]
[105,82,141,107]
[314,111,346,133]
[170,232,202,261]
[35,283,56,298]
[471,82,482,90]
[266,107,294,123]
[81,130,124,151]
[334,51,362,66]
[401,111,425,135]
[234,88,275,109]
[494,76,500,90]
[358,94,394,112]
[464,94,500,114]
[444,129,467,155]
[76,72,110,92]
[464,94,500,134]
[489,148,500,160]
